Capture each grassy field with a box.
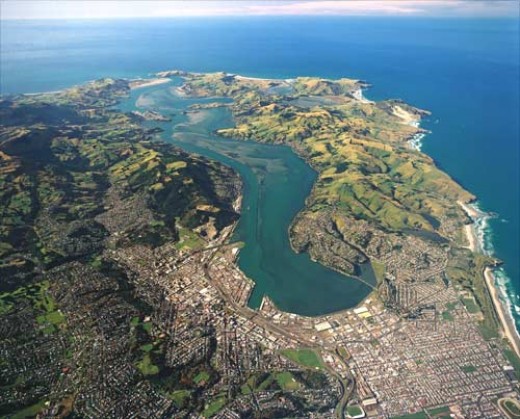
[346,405,364,417]
[202,396,227,417]
[462,297,480,314]
[391,407,450,419]
[502,399,520,418]
[442,311,454,321]
[281,348,324,369]
[168,390,191,407]
[371,260,386,284]
[427,406,451,418]
[136,353,159,376]
[498,399,520,419]
[460,365,477,373]
[392,412,428,419]
[240,372,275,394]
[275,371,300,390]
[194,371,211,385]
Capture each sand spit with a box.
[129,78,171,90]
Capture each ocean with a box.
[1,17,518,327]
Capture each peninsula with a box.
[168,70,508,338]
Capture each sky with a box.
[1,0,519,20]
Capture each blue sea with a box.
[1,17,519,328]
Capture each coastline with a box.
[398,106,519,355]
[129,77,171,90]
[458,200,480,252]
[352,87,374,104]
[464,224,477,252]
[391,105,428,151]
[459,200,520,357]
[485,267,520,357]
[408,131,426,151]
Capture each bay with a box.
[118,81,375,315]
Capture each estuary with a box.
[118,79,375,316]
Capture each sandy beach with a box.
[391,104,426,151]
[485,267,520,357]
[234,74,275,82]
[458,201,480,252]
[458,201,520,357]
[392,105,420,125]
[458,200,480,219]
[352,88,374,104]
[463,224,478,252]
[129,77,170,89]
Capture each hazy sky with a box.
[1,0,519,20]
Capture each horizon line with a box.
[3,15,520,21]
[1,1,519,20]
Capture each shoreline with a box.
[352,88,374,104]
[129,77,171,90]
[408,132,426,151]
[485,267,520,357]
[458,201,520,357]
[233,74,275,82]
[391,105,428,151]
[458,200,480,252]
